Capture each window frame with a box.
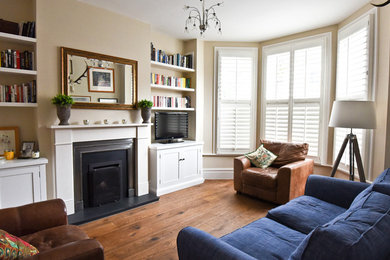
[213,47,258,155]
[260,33,332,164]
[334,9,377,179]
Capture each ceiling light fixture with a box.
[184,0,223,36]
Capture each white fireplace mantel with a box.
[49,123,151,214]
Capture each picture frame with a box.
[0,127,19,157]
[70,95,91,103]
[98,98,118,104]
[88,66,115,93]
[20,141,35,158]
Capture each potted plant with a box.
[51,94,75,125]
[137,99,153,123]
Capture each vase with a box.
[56,105,71,125]
[141,107,151,123]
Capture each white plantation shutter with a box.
[216,48,257,154]
[334,14,374,169]
[262,35,329,160]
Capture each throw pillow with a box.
[245,145,277,169]
[0,229,39,259]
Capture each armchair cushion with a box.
[0,229,39,259]
[21,225,89,252]
[260,140,308,167]
[242,167,278,189]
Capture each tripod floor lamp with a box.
[329,101,377,182]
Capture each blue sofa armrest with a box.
[177,227,256,260]
[304,175,370,208]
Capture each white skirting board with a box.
[203,168,233,179]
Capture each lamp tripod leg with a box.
[352,138,366,183]
[331,135,349,177]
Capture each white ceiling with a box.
[79,0,372,42]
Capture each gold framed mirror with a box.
[61,47,137,110]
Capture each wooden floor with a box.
[80,180,275,260]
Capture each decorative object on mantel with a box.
[51,94,75,125]
[371,0,390,7]
[329,100,377,182]
[137,99,153,123]
[0,126,19,158]
[19,141,35,159]
[184,0,223,36]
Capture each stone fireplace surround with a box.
[50,124,151,215]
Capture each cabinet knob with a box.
[179,158,185,161]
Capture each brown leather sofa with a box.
[0,199,104,259]
[234,140,314,205]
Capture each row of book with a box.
[151,73,191,88]
[0,19,35,38]
[0,81,37,103]
[152,95,189,109]
[0,49,35,70]
[150,43,193,69]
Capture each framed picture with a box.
[88,67,115,93]
[20,141,35,158]
[98,98,118,104]
[0,127,19,157]
[71,95,91,103]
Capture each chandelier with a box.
[184,0,223,36]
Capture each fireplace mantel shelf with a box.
[48,123,152,129]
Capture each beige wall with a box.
[36,0,151,198]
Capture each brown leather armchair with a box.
[0,199,104,260]
[234,140,314,205]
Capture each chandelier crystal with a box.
[184,0,223,36]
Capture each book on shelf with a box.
[151,73,191,88]
[152,95,189,109]
[150,42,193,69]
[0,49,35,70]
[0,19,35,38]
[0,80,36,103]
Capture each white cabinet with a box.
[149,141,203,196]
[0,158,47,209]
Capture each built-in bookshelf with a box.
[0,28,37,107]
[150,43,195,112]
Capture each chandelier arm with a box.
[186,6,202,18]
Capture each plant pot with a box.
[141,107,151,123]
[56,104,72,125]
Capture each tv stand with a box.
[149,141,203,196]
[160,138,184,144]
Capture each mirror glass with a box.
[61,47,137,109]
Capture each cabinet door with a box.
[159,150,180,186]
[179,148,199,179]
[0,166,41,209]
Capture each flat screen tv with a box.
[155,112,188,142]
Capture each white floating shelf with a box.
[0,67,37,75]
[0,32,36,45]
[0,102,37,107]
[151,84,195,92]
[151,61,195,72]
[152,107,195,111]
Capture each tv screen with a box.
[155,112,188,141]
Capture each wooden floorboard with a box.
[80,180,275,260]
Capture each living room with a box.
[0,0,390,259]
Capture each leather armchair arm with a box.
[27,239,104,260]
[0,199,68,237]
[234,156,251,192]
[276,158,314,204]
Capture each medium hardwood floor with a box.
[80,180,275,260]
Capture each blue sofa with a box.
[177,169,390,260]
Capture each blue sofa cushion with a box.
[373,168,390,184]
[221,218,306,260]
[289,190,390,260]
[373,183,390,196]
[266,195,346,234]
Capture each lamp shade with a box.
[329,100,376,129]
